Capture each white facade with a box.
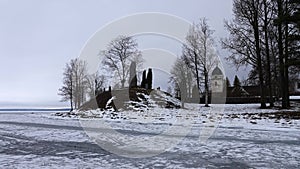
[211,75,224,93]
[211,67,224,93]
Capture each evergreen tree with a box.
[146,68,153,89]
[232,75,249,97]
[226,77,231,87]
[233,75,241,88]
[129,61,137,88]
[141,70,147,88]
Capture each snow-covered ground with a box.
[0,104,300,168]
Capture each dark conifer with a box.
[141,70,147,88]
[233,75,241,88]
[146,68,153,89]
[129,61,137,88]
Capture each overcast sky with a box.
[0,0,246,108]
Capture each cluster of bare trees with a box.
[59,36,143,110]
[222,0,300,109]
[171,18,219,107]
[170,58,193,108]
[58,59,106,110]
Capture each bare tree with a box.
[222,0,267,108]
[101,35,142,88]
[182,18,218,107]
[72,59,88,109]
[276,0,289,108]
[261,0,275,107]
[85,72,106,99]
[58,61,74,111]
[170,58,194,108]
[58,58,88,110]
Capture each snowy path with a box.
[0,112,300,168]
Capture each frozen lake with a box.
[0,104,300,168]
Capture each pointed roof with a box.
[212,66,223,76]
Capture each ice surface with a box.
[0,103,299,168]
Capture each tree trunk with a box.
[264,0,274,107]
[70,76,73,112]
[121,79,125,88]
[253,1,266,109]
[122,60,125,88]
[204,71,209,107]
[180,82,186,108]
[284,0,290,107]
[277,0,288,108]
[194,51,201,103]
[270,35,280,99]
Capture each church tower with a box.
[211,66,224,93]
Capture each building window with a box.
[298,82,300,89]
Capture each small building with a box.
[211,66,225,93]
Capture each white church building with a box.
[211,66,225,93]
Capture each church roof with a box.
[212,66,223,76]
